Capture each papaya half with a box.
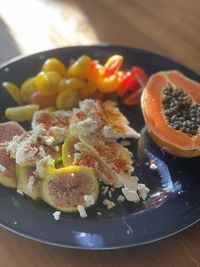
[141,70,200,158]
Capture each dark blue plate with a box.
[0,45,199,250]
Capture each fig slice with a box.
[62,131,80,166]
[0,121,26,146]
[0,147,17,188]
[16,165,40,200]
[40,166,99,212]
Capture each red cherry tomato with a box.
[29,91,56,108]
[118,67,148,96]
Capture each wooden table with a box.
[0,0,200,266]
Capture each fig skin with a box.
[40,166,99,212]
[16,165,40,200]
[0,147,17,188]
[62,132,79,166]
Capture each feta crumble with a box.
[38,146,46,157]
[35,155,54,179]
[52,211,61,221]
[0,164,6,173]
[103,199,116,209]
[44,136,55,146]
[54,146,60,152]
[117,194,125,203]
[122,188,140,202]
[149,160,157,170]
[27,176,35,191]
[101,186,109,195]
[138,183,150,200]
[77,205,87,218]
[17,189,24,195]
[84,195,94,206]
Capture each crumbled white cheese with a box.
[7,135,20,158]
[27,176,35,191]
[54,146,60,152]
[108,190,112,198]
[17,189,24,195]
[77,205,87,218]
[84,195,94,206]
[44,136,55,146]
[50,127,66,143]
[79,99,96,113]
[38,146,46,157]
[138,183,150,200]
[122,188,140,202]
[29,124,46,143]
[117,194,125,203]
[52,211,61,221]
[103,199,116,209]
[120,140,131,147]
[97,212,102,216]
[119,175,138,191]
[35,155,54,179]
[150,162,157,170]
[70,118,95,136]
[15,145,38,166]
[101,186,109,195]
[73,152,81,164]
[0,164,6,173]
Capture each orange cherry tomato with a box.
[29,91,56,108]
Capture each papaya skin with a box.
[141,70,200,158]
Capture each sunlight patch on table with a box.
[0,0,99,54]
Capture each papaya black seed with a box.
[162,84,200,136]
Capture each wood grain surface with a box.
[0,0,200,266]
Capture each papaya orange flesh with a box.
[141,70,200,158]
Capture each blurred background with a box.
[0,0,199,72]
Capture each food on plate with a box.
[2,82,23,105]
[5,104,39,121]
[0,147,17,188]
[0,99,149,217]
[3,55,148,120]
[40,166,99,212]
[0,121,26,146]
[16,165,40,200]
[141,70,200,157]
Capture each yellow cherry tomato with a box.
[2,82,23,105]
[79,82,97,99]
[58,78,85,93]
[67,55,92,79]
[97,74,121,93]
[42,58,67,77]
[20,77,37,103]
[35,71,61,95]
[56,89,79,110]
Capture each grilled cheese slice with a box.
[69,99,140,139]
[75,134,134,187]
[32,110,72,130]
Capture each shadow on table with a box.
[0,18,21,64]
